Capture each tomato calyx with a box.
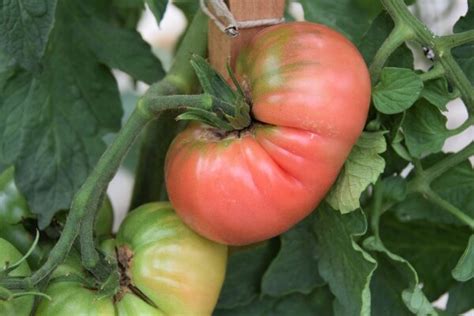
[176,55,252,132]
[115,245,158,308]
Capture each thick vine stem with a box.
[438,30,474,49]
[379,0,474,113]
[80,195,106,269]
[419,63,445,82]
[33,106,152,286]
[369,23,414,82]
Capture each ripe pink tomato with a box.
[165,22,371,245]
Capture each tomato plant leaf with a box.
[402,100,450,158]
[0,50,16,90]
[380,214,471,300]
[446,279,474,315]
[393,156,474,225]
[0,0,57,71]
[363,237,436,316]
[452,0,474,85]
[261,214,325,297]
[299,0,378,43]
[420,78,452,111]
[145,0,168,25]
[373,67,424,114]
[313,205,377,316]
[327,132,386,214]
[217,241,278,309]
[452,234,474,282]
[80,17,164,84]
[380,176,408,203]
[173,0,200,22]
[0,0,126,228]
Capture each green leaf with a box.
[420,78,453,111]
[105,0,144,29]
[215,286,334,316]
[145,0,168,25]
[0,50,16,90]
[393,155,474,225]
[452,234,474,282]
[363,237,436,316]
[261,214,325,297]
[0,0,57,71]
[300,0,378,43]
[380,214,471,300]
[81,17,164,84]
[313,205,377,316]
[0,0,125,228]
[217,241,278,309]
[373,68,424,114]
[402,100,450,158]
[453,0,474,84]
[173,0,200,22]
[380,176,407,203]
[446,279,474,315]
[326,132,386,213]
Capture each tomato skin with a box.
[0,238,33,316]
[37,203,227,316]
[165,22,371,245]
[36,282,115,315]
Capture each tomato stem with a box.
[422,142,474,184]
[437,30,474,50]
[404,142,474,231]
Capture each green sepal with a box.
[188,55,251,131]
[190,55,236,104]
[177,109,234,131]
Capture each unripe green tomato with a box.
[37,202,228,316]
[0,238,33,316]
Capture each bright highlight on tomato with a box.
[165,22,371,245]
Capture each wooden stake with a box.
[208,0,285,78]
